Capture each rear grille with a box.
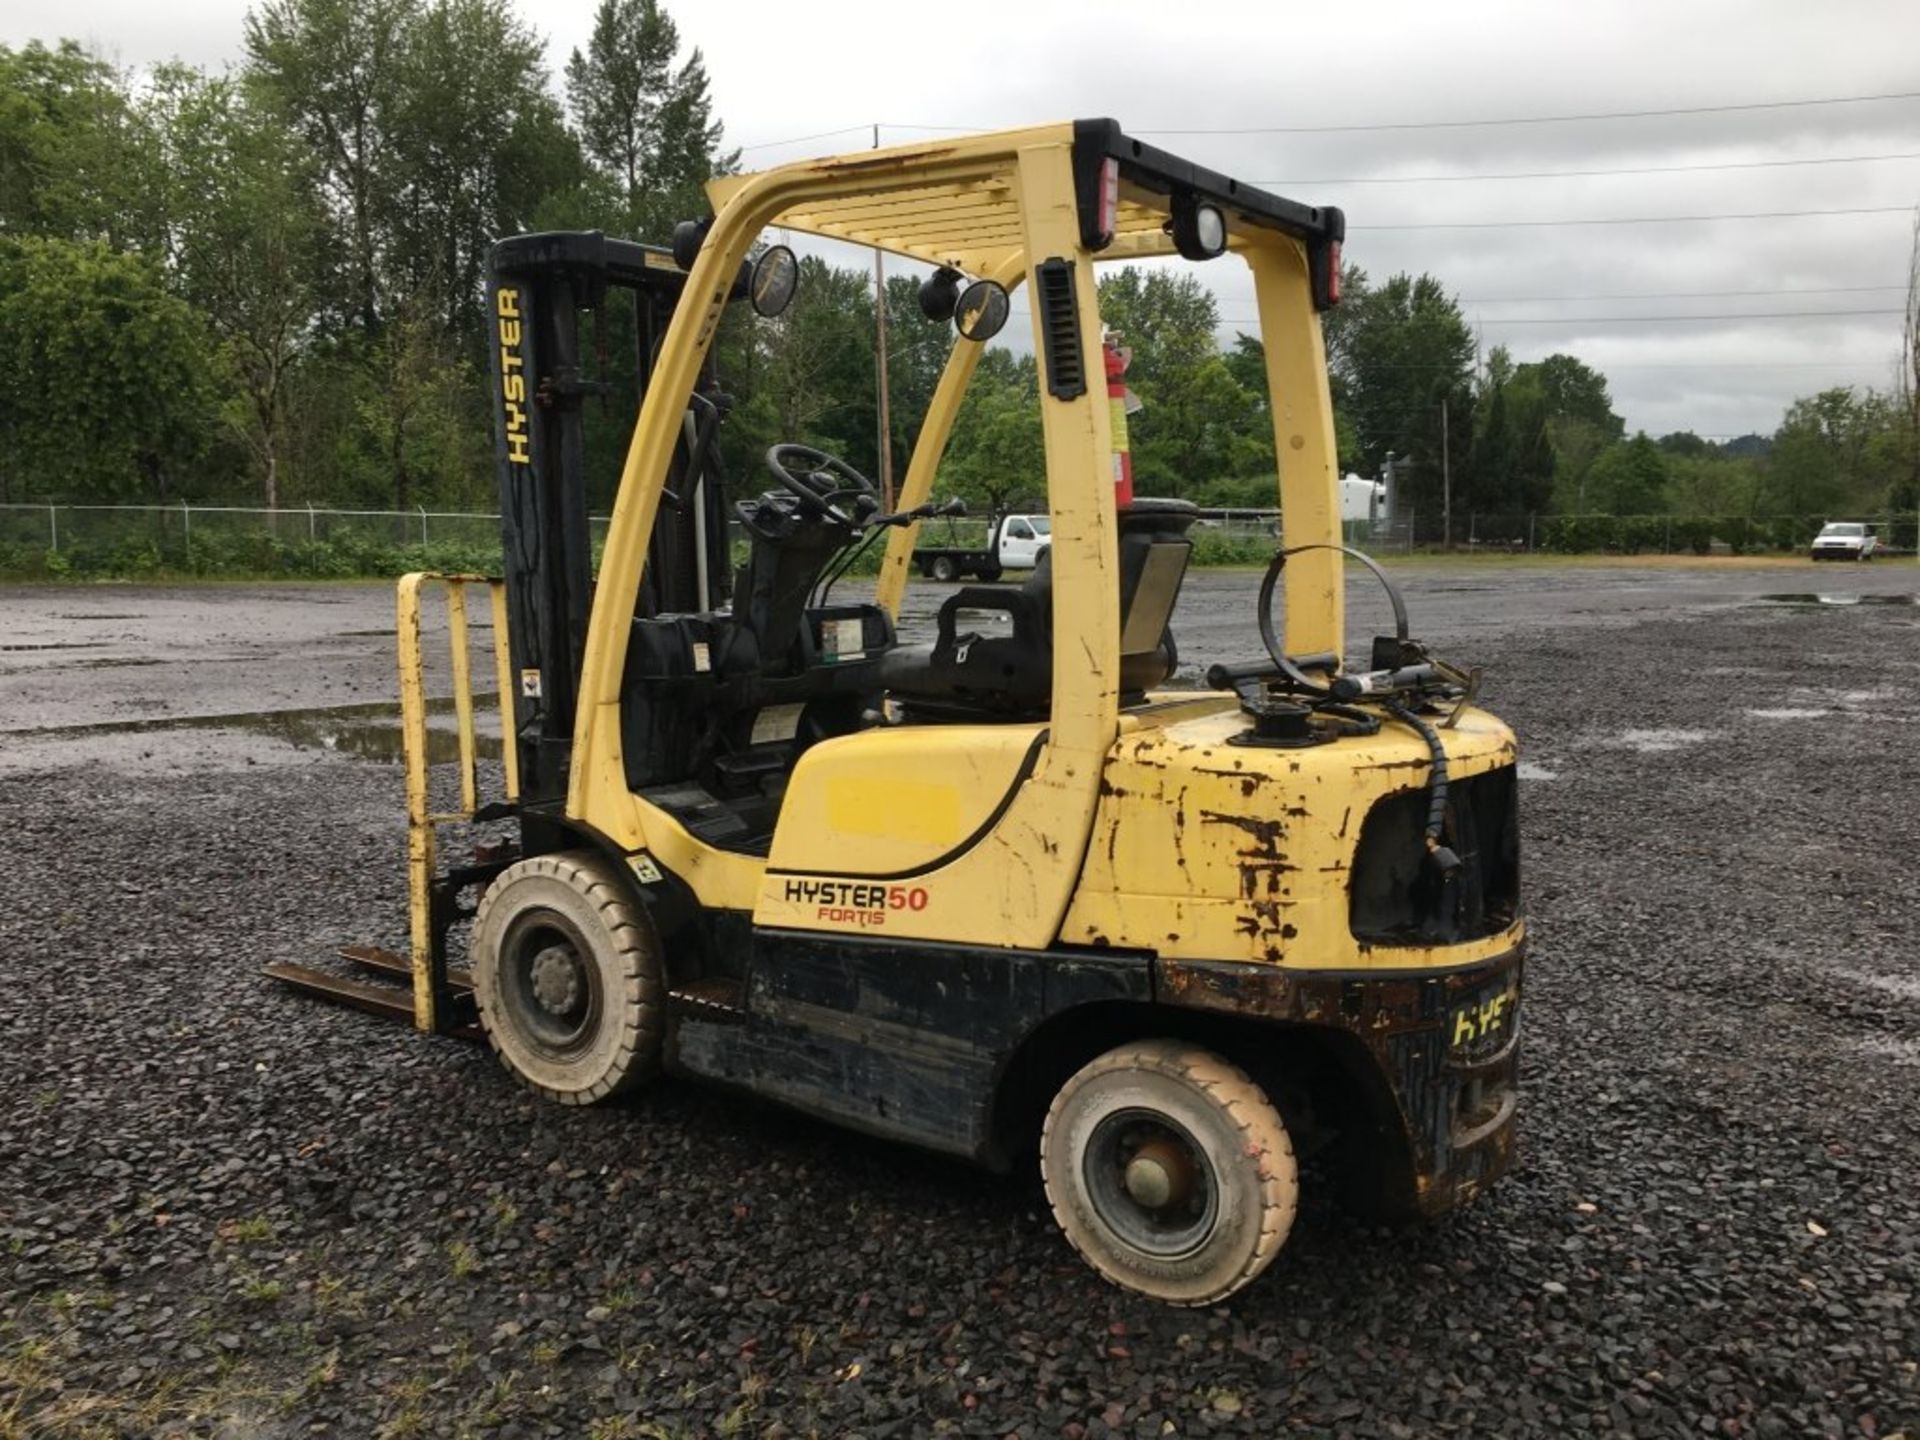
[1349,766,1520,945]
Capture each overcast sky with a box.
[10,0,1919,439]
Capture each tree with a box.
[1766,387,1902,517]
[347,286,477,511]
[1330,269,1475,519]
[564,0,733,240]
[246,0,414,333]
[0,41,157,249]
[1097,267,1268,495]
[0,237,222,503]
[938,350,1044,517]
[386,0,581,341]
[143,66,322,507]
[1896,209,1920,543]
[1514,354,1622,439]
[1468,346,1556,515]
[1584,433,1669,515]
[883,272,958,477]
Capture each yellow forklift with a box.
[272,121,1525,1305]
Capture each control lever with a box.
[868,496,968,529]
[1206,653,1338,691]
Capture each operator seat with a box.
[884,498,1199,715]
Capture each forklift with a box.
[272,121,1525,1305]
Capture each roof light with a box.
[1170,191,1227,261]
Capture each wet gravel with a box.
[3,569,1919,1437]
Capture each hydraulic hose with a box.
[1381,699,1462,877]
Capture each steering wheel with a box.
[766,443,879,527]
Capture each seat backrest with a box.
[1115,498,1198,688]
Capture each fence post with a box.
[1408,508,1416,554]
[418,505,428,546]
[48,505,58,552]
[308,502,317,542]
[1527,513,1536,552]
[1469,513,1477,547]
[182,500,191,552]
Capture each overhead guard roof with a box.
[703,119,1343,278]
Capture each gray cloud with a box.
[11,0,1917,437]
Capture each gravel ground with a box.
[3,567,1918,1438]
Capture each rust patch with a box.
[817,145,963,174]
[1198,810,1287,849]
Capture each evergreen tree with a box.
[564,0,733,241]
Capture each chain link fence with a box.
[1,502,1913,578]
[0,503,616,577]
[1362,509,1917,555]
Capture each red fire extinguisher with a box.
[1103,332,1135,508]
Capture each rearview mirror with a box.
[749,246,799,317]
[953,279,1010,343]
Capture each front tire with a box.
[470,852,665,1105]
[930,555,960,583]
[1040,1041,1297,1306]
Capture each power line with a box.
[1351,205,1914,230]
[1334,360,1893,371]
[735,124,873,153]
[1472,308,1905,324]
[1256,151,1920,186]
[1132,88,1920,136]
[743,90,1920,151]
[1457,284,1910,303]
[1189,285,1908,319]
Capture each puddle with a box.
[1747,707,1831,720]
[1516,761,1559,781]
[1755,593,1918,608]
[8,698,502,766]
[1609,728,1714,753]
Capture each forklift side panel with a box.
[667,929,1153,1158]
[765,725,1045,878]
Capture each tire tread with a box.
[471,851,665,1107]
[1040,1039,1297,1307]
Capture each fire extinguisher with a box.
[1103,332,1135,508]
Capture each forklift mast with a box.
[485,231,733,807]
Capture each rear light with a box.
[1097,157,1119,247]
[1327,241,1342,304]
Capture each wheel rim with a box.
[497,911,603,1059]
[1082,1108,1219,1260]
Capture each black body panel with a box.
[667,928,1150,1160]
[652,903,1519,1213]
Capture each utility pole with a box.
[1441,397,1452,551]
[872,123,895,511]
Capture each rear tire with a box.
[930,555,960,583]
[1040,1040,1297,1306]
[470,851,664,1105]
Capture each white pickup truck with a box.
[911,512,1050,582]
[1809,521,1879,561]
